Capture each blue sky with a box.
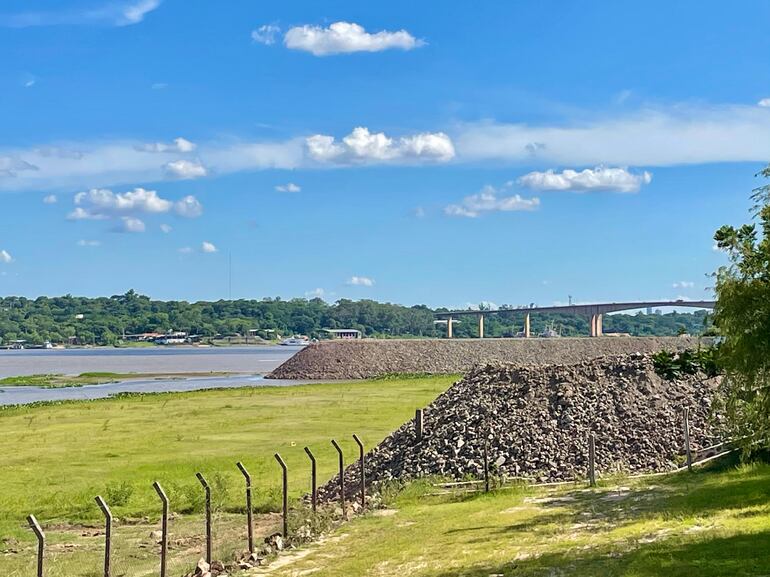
[1,0,769,308]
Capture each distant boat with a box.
[280,337,310,346]
[539,322,561,338]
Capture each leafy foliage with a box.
[0,290,714,345]
[652,347,722,380]
[713,164,770,451]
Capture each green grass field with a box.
[266,460,770,577]
[2,375,770,577]
[0,375,456,541]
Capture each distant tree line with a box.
[0,290,713,346]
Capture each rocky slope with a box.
[269,337,707,380]
[319,354,724,500]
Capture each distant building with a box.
[646,307,653,315]
[323,329,362,340]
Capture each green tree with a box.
[713,164,770,450]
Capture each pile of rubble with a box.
[268,337,706,380]
[320,354,725,499]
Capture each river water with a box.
[0,346,305,406]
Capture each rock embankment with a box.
[268,337,706,380]
[319,354,724,499]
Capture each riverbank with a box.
[0,371,234,388]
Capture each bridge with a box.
[434,300,716,338]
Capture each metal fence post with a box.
[683,407,693,472]
[274,454,289,539]
[331,439,346,518]
[94,496,112,577]
[195,473,212,564]
[483,442,490,493]
[304,447,317,513]
[353,434,366,509]
[236,462,254,553]
[27,514,45,577]
[588,433,597,487]
[415,409,423,443]
[152,482,169,577]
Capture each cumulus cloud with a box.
[115,217,145,233]
[517,166,652,193]
[0,249,13,263]
[456,104,770,166]
[137,137,196,153]
[77,239,101,247]
[306,127,454,164]
[68,188,202,224]
[275,182,301,193]
[163,159,208,179]
[174,195,203,218]
[252,24,280,45]
[283,21,423,56]
[758,98,770,108]
[673,281,695,289]
[43,194,57,204]
[445,185,540,218]
[160,224,172,233]
[73,187,172,217]
[0,0,161,28]
[347,276,375,287]
[201,241,217,253]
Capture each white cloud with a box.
[252,24,280,45]
[118,0,161,26]
[672,281,695,289]
[160,223,172,233]
[43,194,57,204]
[305,288,325,298]
[0,156,38,177]
[67,207,109,221]
[347,275,375,287]
[306,127,454,164]
[178,246,193,254]
[0,0,161,27]
[456,104,770,166]
[116,217,145,233]
[275,182,301,193]
[758,98,770,108]
[174,195,203,218]
[6,101,770,194]
[73,187,172,216]
[77,239,101,247]
[201,241,217,253]
[284,21,423,56]
[137,137,196,153]
[163,159,208,179]
[68,188,202,225]
[518,166,652,193]
[0,249,13,263]
[445,185,540,218]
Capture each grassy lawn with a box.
[262,459,770,577]
[3,375,769,577]
[0,375,456,546]
[0,371,234,388]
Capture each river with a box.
[0,345,305,406]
